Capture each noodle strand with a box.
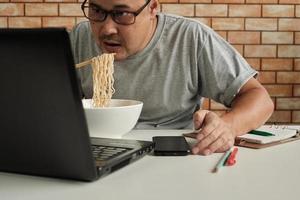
[91,53,115,107]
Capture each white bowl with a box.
[82,99,143,138]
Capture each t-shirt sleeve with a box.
[197,30,257,107]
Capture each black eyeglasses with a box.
[81,0,151,25]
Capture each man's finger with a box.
[196,112,219,140]
[193,110,210,129]
[193,125,223,154]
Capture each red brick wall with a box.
[0,0,300,123]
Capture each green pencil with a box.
[249,130,275,137]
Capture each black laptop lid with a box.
[0,28,98,181]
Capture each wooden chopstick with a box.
[75,53,116,69]
[75,59,92,69]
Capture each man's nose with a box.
[100,15,118,35]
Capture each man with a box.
[69,0,274,155]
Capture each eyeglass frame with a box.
[81,0,151,25]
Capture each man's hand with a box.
[191,78,274,156]
[192,110,236,156]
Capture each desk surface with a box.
[1,128,300,200]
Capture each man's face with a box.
[88,0,157,60]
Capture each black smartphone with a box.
[152,136,190,156]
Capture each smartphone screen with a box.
[152,136,190,156]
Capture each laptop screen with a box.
[0,28,98,181]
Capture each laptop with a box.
[0,28,154,181]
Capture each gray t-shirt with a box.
[69,13,257,129]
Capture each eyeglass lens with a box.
[83,5,135,25]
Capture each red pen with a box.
[225,147,238,166]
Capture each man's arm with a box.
[192,77,274,155]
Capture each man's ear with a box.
[149,0,159,18]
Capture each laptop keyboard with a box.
[91,145,131,162]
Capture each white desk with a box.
[1,129,300,200]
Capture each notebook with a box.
[183,125,300,149]
[0,28,154,181]
[235,125,300,149]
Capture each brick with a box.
[213,0,244,3]
[263,85,293,97]
[193,18,211,27]
[8,17,41,28]
[277,98,300,110]
[262,32,293,44]
[294,85,300,96]
[295,59,300,70]
[59,3,82,16]
[246,0,278,3]
[246,18,277,31]
[157,4,163,13]
[296,33,300,45]
[196,4,227,17]
[268,111,291,123]
[200,98,210,110]
[271,97,276,105]
[42,17,75,30]
[278,45,300,58]
[211,100,228,110]
[229,5,261,17]
[263,5,294,17]
[11,0,43,2]
[228,31,260,44]
[212,18,244,30]
[257,71,275,83]
[216,31,227,40]
[232,45,244,55]
[162,4,194,17]
[76,17,87,24]
[279,19,300,31]
[244,45,276,58]
[25,3,58,16]
[0,17,7,27]
[0,3,24,16]
[161,0,178,2]
[246,58,260,70]
[292,111,300,123]
[261,58,293,71]
[45,0,76,2]
[297,5,300,17]
[277,72,300,84]
[279,0,300,4]
[181,0,211,3]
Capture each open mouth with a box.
[102,40,122,52]
[103,39,121,47]
[104,41,121,47]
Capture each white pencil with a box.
[212,147,233,173]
